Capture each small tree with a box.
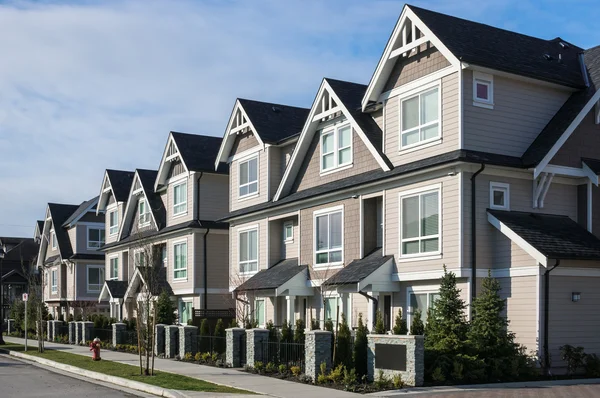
[155,290,175,325]
[199,319,210,353]
[334,314,353,369]
[353,313,368,379]
[374,310,386,334]
[410,309,425,335]
[392,308,408,335]
[266,320,278,342]
[213,319,226,354]
[310,318,320,330]
[294,319,305,343]
[281,320,293,343]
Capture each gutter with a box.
[543,259,560,375]
[470,164,485,301]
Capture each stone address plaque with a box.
[375,343,407,371]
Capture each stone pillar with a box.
[81,321,94,344]
[74,322,83,345]
[112,322,126,346]
[154,324,165,356]
[246,328,269,367]
[225,328,245,368]
[68,322,76,344]
[286,295,296,326]
[46,320,53,342]
[7,319,15,334]
[305,330,332,383]
[178,325,198,358]
[164,325,179,358]
[367,334,424,387]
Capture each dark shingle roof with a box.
[0,237,26,246]
[409,5,586,88]
[238,99,309,144]
[62,196,98,227]
[583,158,600,174]
[136,169,166,230]
[488,209,600,260]
[44,254,61,265]
[47,203,79,258]
[324,248,393,285]
[171,132,228,174]
[105,280,128,299]
[326,78,393,169]
[69,253,104,261]
[235,258,306,292]
[522,46,600,166]
[106,169,135,202]
[36,220,44,234]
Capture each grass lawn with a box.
[0,343,250,394]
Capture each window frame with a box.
[319,122,353,174]
[313,205,344,269]
[407,287,440,332]
[473,71,494,109]
[399,185,442,259]
[398,83,442,151]
[86,264,105,293]
[109,255,119,280]
[238,155,259,199]
[50,230,57,250]
[254,298,266,327]
[173,240,188,281]
[108,209,119,236]
[323,294,340,326]
[283,221,294,243]
[173,180,188,216]
[138,199,151,227]
[134,250,147,268]
[87,227,105,250]
[238,226,259,275]
[51,269,57,293]
[489,182,510,210]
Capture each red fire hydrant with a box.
[90,337,101,361]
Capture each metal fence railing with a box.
[196,335,227,355]
[122,329,138,346]
[259,339,305,371]
[94,328,113,344]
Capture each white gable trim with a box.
[487,212,548,267]
[64,197,99,229]
[118,171,158,241]
[361,5,460,110]
[534,89,600,179]
[154,133,190,191]
[123,267,145,299]
[215,100,264,170]
[274,79,391,201]
[97,171,113,215]
[98,282,113,302]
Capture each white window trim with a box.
[50,230,57,250]
[283,221,294,243]
[134,249,147,268]
[490,181,510,210]
[86,264,105,293]
[319,122,353,174]
[254,298,266,328]
[398,82,442,151]
[51,269,58,293]
[406,285,439,332]
[173,180,188,217]
[238,225,259,275]
[109,254,119,280]
[322,292,340,325]
[108,210,119,236]
[87,226,105,250]
[138,199,151,227]
[173,239,188,281]
[313,205,344,269]
[473,71,494,109]
[399,184,442,259]
[238,155,259,200]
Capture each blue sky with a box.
[0,0,599,237]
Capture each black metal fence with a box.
[259,339,305,371]
[122,329,138,346]
[240,332,247,366]
[196,335,227,355]
[94,328,113,344]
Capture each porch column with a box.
[286,295,295,327]
[273,297,278,325]
[339,293,348,324]
[367,292,379,332]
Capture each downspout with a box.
[203,228,210,310]
[358,291,379,328]
[470,164,485,301]
[544,259,560,375]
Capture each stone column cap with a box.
[180,324,198,329]
[306,330,333,335]
[226,327,246,332]
[249,328,269,332]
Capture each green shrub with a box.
[155,290,176,325]
[278,364,287,374]
[199,319,210,353]
[392,309,408,335]
[294,319,305,342]
[328,364,344,384]
[353,313,368,379]
[184,352,192,361]
[410,309,424,336]
[201,352,211,362]
[281,320,293,343]
[334,314,353,370]
[211,352,218,362]
[265,362,276,373]
[392,373,404,389]
[310,318,320,330]
[317,362,328,384]
[374,310,386,334]
[585,353,600,377]
[213,318,226,354]
[374,370,391,389]
[254,361,264,372]
[343,367,357,388]
[324,319,334,333]
[431,366,445,383]
[266,320,277,342]
[194,352,202,361]
[291,365,301,377]
[560,345,586,376]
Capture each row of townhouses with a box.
[33,4,600,370]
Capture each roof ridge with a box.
[237,97,309,111]
[325,77,367,87]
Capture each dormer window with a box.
[173,181,187,216]
[473,71,494,109]
[320,123,352,173]
[109,210,118,235]
[87,228,105,249]
[400,86,440,149]
[139,199,151,226]
[239,156,258,198]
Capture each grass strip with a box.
[1,343,250,394]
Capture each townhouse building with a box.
[38,197,107,319]
[98,132,232,323]
[224,4,600,370]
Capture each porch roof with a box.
[324,248,396,293]
[235,258,307,292]
[99,280,128,302]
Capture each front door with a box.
[179,300,192,325]
[383,295,392,331]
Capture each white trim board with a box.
[487,212,548,266]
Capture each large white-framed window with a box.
[173,241,188,280]
[324,295,339,326]
[314,206,343,267]
[238,156,258,198]
[87,265,105,293]
[490,182,510,210]
[254,299,265,327]
[239,227,258,274]
[407,288,440,331]
[179,298,192,325]
[400,186,441,257]
[87,227,105,249]
[473,71,494,109]
[134,250,147,267]
[399,85,441,150]
[109,210,119,235]
[51,269,57,293]
[138,199,151,227]
[320,123,352,173]
[173,181,187,216]
[109,256,119,280]
[283,221,294,243]
[50,230,57,250]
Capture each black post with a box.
[470,164,485,302]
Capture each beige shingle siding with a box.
[385,175,459,273]
[383,46,451,92]
[351,293,369,328]
[268,146,281,200]
[231,130,260,154]
[371,109,383,131]
[206,232,229,290]
[550,111,600,168]
[129,197,158,236]
[293,126,381,193]
[463,70,571,157]
[229,149,269,212]
[384,72,459,166]
[199,173,229,221]
[268,217,299,267]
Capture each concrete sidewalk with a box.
[4,336,359,398]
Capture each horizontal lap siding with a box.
[206,233,229,290]
[229,219,268,289]
[384,72,459,166]
[497,276,538,354]
[269,147,281,200]
[383,46,451,92]
[199,174,229,221]
[230,149,268,212]
[463,70,570,157]
[385,175,459,273]
[551,112,600,168]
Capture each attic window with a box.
[473,71,494,109]
[50,230,57,250]
[490,182,510,210]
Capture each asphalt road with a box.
[0,354,144,398]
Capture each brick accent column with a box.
[68,322,76,344]
[305,330,332,383]
[154,324,165,356]
[112,323,126,346]
[7,319,15,334]
[246,328,269,368]
[367,334,424,386]
[46,321,53,342]
[81,321,94,344]
[178,325,198,358]
[225,328,245,368]
[164,325,179,358]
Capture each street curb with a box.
[0,348,179,398]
